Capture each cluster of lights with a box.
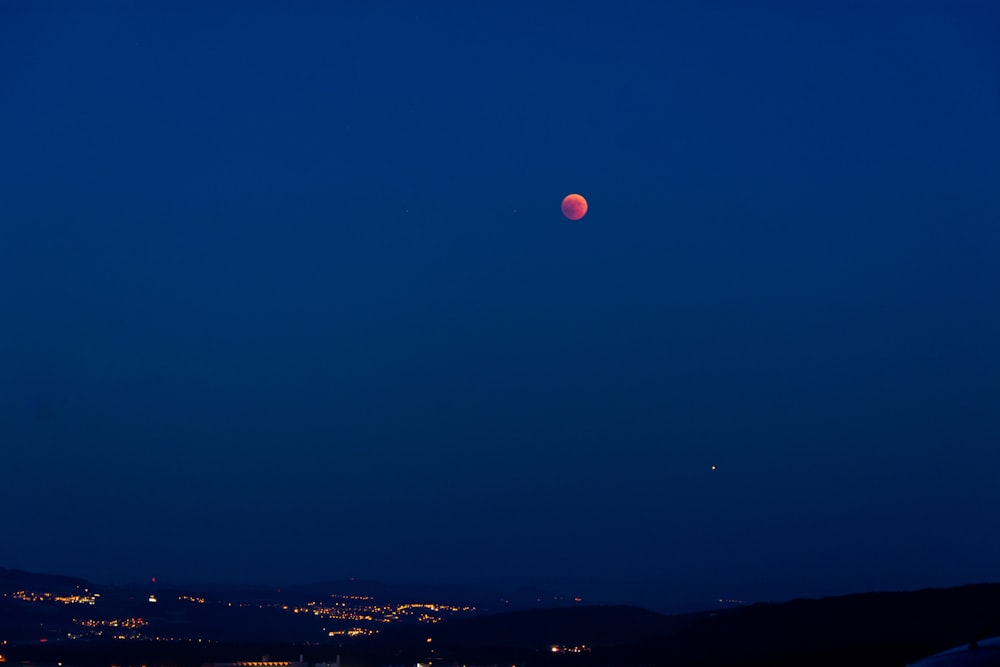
[398,603,472,613]
[550,645,591,654]
[327,628,376,637]
[75,618,148,629]
[286,599,476,625]
[6,587,482,644]
[9,591,100,605]
[296,603,377,622]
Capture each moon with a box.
[561,193,588,220]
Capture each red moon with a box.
[561,193,588,220]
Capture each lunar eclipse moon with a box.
[561,194,588,220]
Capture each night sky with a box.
[2,3,999,612]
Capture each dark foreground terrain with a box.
[4,567,1000,667]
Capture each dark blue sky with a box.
[2,2,999,611]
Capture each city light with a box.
[5,585,482,644]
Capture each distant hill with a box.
[0,566,91,592]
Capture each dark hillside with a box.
[618,583,1000,666]
[379,604,707,649]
